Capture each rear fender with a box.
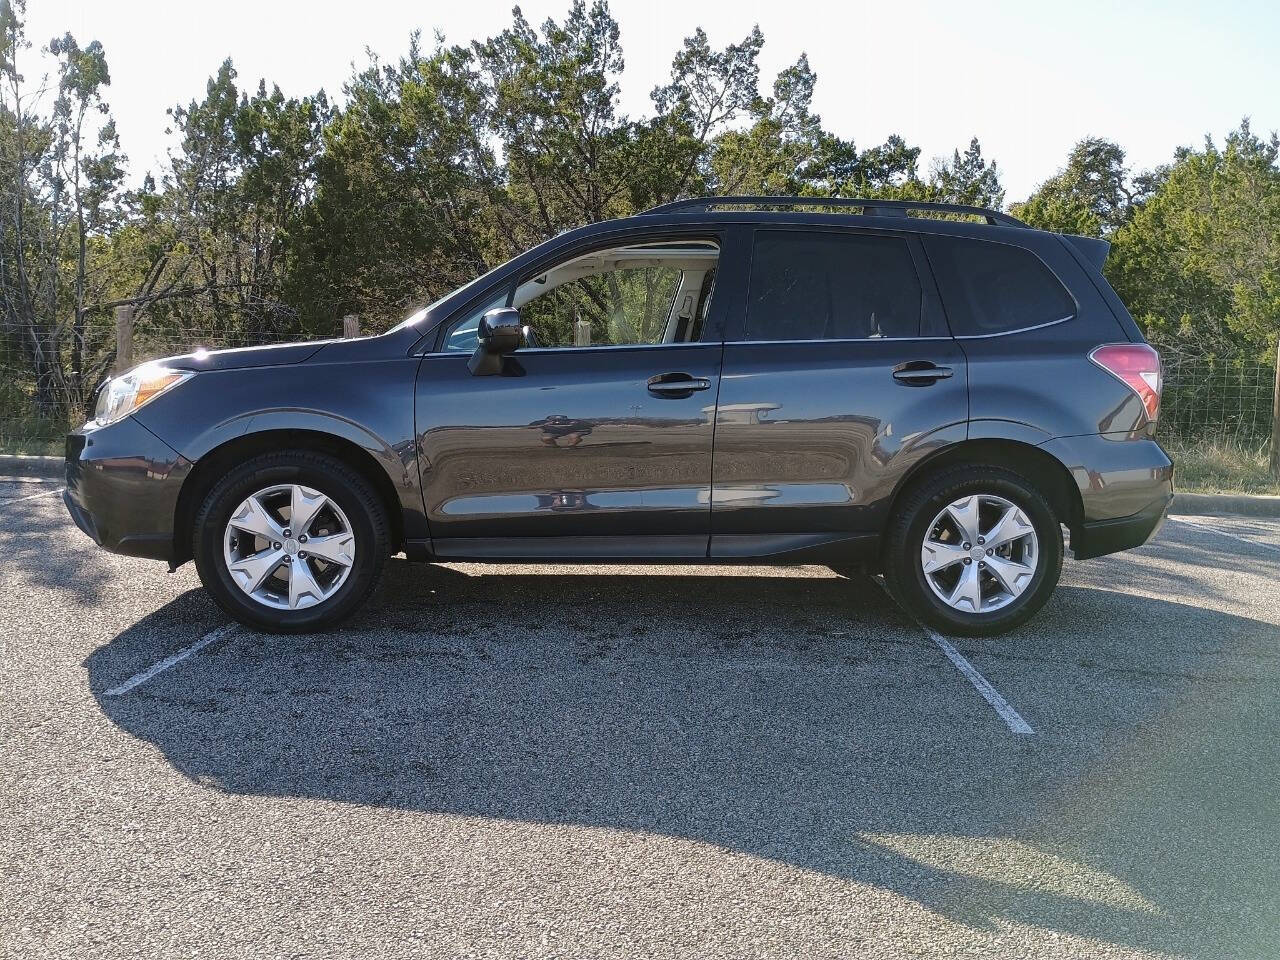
[967,418,1052,445]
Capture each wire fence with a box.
[2,317,1277,456]
[1157,349,1276,450]
[0,316,325,454]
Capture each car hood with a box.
[160,339,338,372]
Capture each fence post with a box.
[114,304,134,374]
[342,314,360,339]
[1270,338,1280,478]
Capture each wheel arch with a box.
[172,429,405,566]
[887,437,1084,532]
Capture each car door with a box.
[415,227,740,559]
[709,225,968,557]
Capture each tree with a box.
[0,3,129,421]
[707,52,920,198]
[476,1,637,235]
[1108,121,1280,357]
[645,23,764,204]
[1012,138,1144,237]
[288,36,500,330]
[293,4,780,329]
[928,137,1004,208]
[156,61,329,344]
[0,0,61,418]
[48,31,124,409]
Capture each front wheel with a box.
[193,450,390,633]
[883,465,1063,637]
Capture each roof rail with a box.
[640,195,1028,229]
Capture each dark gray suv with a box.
[64,197,1173,636]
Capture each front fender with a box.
[174,408,413,489]
[131,357,425,544]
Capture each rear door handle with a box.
[647,373,712,395]
[892,361,954,385]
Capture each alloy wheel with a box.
[222,483,356,611]
[920,494,1038,614]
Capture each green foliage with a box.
[707,53,923,198]
[2,0,1278,456]
[1009,126,1280,360]
[1109,122,1280,357]
[287,36,496,331]
[0,0,128,423]
[1013,138,1139,237]
[158,61,330,338]
[928,138,1005,208]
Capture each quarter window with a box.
[924,235,1076,336]
[746,231,922,341]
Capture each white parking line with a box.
[0,486,64,507]
[1168,516,1280,556]
[925,629,1035,734]
[105,623,238,697]
[877,580,1035,735]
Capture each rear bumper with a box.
[1070,493,1171,560]
[64,417,191,563]
[1039,433,1174,560]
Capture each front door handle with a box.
[892,361,954,385]
[647,373,712,396]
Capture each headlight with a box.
[93,363,193,425]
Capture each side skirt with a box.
[404,532,880,566]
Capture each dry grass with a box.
[0,421,64,456]
[1163,438,1280,496]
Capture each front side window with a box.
[924,235,1076,336]
[441,292,506,352]
[746,231,922,341]
[442,240,719,351]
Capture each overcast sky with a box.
[26,0,1280,202]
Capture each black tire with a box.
[192,450,389,633]
[882,464,1063,637]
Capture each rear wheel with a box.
[883,465,1063,636]
[193,450,389,633]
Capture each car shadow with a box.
[85,561,1280,958]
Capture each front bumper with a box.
[64,417,191,563]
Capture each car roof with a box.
[575,209,1045,245]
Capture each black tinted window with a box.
[747,231,922,340]
[925,235,1076,336]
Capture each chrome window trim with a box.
[731,336,954,346]
[731,314,1075,347]
[425,311,1076,355]
[422,340,721,359]
[953,314,1074,339]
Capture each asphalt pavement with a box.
[2,476,1278,959]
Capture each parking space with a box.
[2,478,1278,959]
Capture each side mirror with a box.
[468,307,523,376]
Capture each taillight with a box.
[1089,343,1162,422]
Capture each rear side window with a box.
[747,231,922,340]
[925,235,1076,336]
